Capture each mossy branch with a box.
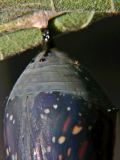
[0,0,120,60]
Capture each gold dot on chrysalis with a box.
[72,125,83,135]
[58,136,66,144]
[67,147,72,157]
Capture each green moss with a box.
[53,0,112,11]
[53,12,94,32]
[114,1,120,11]
[0,0,51,9]
[0,0,119,60]
[0,28,42,59]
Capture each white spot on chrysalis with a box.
[44,108,50,114]
[49,91,53,94]
[45,38,48,42]
[107,109,111,112]
[15,153,17,160]
[53,104,58,109]
[67,107,71,111]
[47,146,51,152]
[12,154,15,160]
[40,114,47,120]
[52,136,56,143]
[13,120,15,124]
[78,113,82,116]
[6,113,9,118]
[85,76,89,81]
[57,98,59,101]
[6,148,9,156]
[9,115,13,121]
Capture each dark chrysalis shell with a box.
[4,48,117,160]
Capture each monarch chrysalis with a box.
[4,30,117,160]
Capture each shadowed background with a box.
[0,14,120,159]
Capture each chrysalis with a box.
[4,29,118,160]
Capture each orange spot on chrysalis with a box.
[58,136,66,144]
[72,125,83,135]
